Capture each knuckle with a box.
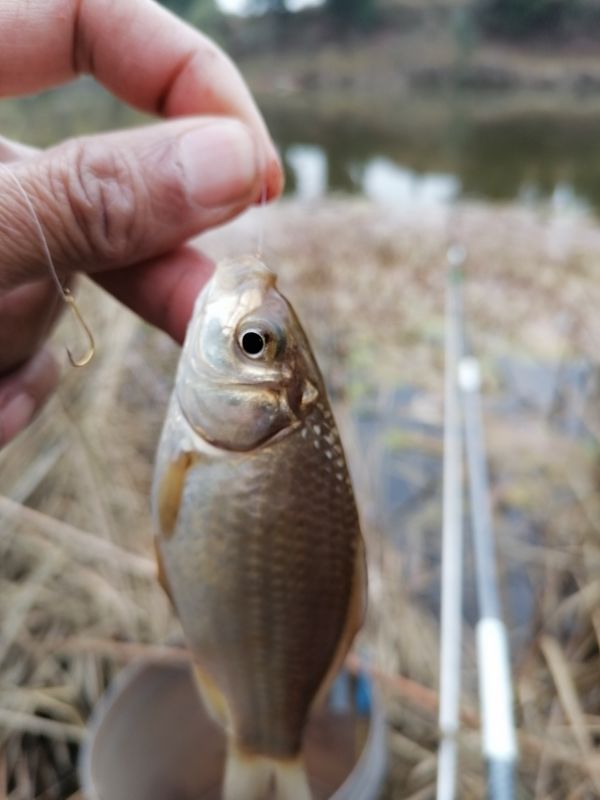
[57,138,144,263]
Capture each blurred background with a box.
[1,1,599,798]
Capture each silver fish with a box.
[151,256,367,800]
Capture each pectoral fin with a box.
[193,664,232,733]
[156,451,198,539]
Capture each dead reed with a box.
[1,198,598,799]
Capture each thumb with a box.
[0,117,268,287]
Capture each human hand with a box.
[0,0,283,447]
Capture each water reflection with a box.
[285,145,462,205]
[283,139,586,209]
[286,144,328,200]
[359,157,459,205]
[284,138,585,210]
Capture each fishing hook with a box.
[0,163,96,368]
[64,288,95,368]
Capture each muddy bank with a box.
[231,4,600,98]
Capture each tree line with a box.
[159,0,375,25]
[158,0,596,37]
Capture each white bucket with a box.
[81,659,386,800]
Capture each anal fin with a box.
[193,664,231,733]
[156,451,198,539]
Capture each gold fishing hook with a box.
[63,288,95,368]
[0,164,97,368]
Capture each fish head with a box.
[175,255,323,451]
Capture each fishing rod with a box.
[436,246,466,800]
[459,340,518,798]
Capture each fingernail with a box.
[179,121,258,209]
[0,393,35,445]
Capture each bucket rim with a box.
[79,656,387,800]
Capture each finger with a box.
[0,117,261,287]
[0,135,39,163]
[0,0,282,199]
[0,347,60,448]
[0,279,62,373]
[95,246,214,344]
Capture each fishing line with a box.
[255,154,268,259]
[0,162,95,367]
[0,162,64,299]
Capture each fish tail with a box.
[272,757,312,800]
[223,746,312,800]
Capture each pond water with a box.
[2,79,600,212]
[265,95,600,212]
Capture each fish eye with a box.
[239,329,268,359]
[237,319,284,362]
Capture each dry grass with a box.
[1,197,599,798]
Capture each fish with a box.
[151,255,367,800]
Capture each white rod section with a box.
[459,355,518,799]
[436,246,466,800]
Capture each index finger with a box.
[0,0,282,197]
